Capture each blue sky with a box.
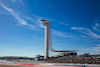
[0,0,100,57]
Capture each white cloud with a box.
[22,15,41,27]
[22,15,74,38]
[83,44,100,53]
[97,44,100,47]
[22,15,46,29]
[93,23,100,32]
[71,27,78,30]
[0,3,37,30]
[59,22,69,26]
[94,44,100,52]
[81,35,87,38]
[33,36,43,39]
[71,27,100,39]
[22,14,57,29]
[59,22,64,24]
[51,29,75,38]
[83,48,94,50]
[0,2,75,38]
[19,40,27,43]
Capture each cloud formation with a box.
[71,27,78,30]
[59,22,69,26]
[51,29,75,38]
[22,15,45,28]
[71,27,100,39]
[93,23,100,32]
[33,36,43,39]
[0,2,75,38]
[0,2,37,30]
[83,44,100,53]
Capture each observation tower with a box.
[42,20,50,58]
[41,20,78,59]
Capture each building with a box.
[0,56,34,61]
[35,55,44,61]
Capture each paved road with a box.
[0,64,32,67]
[0,60,100,67]
[0,64,86,67]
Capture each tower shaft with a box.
[44,23,50,58]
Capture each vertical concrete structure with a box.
[41,20,50,58]
[41,20,78,58]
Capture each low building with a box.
[59,52,77,57]
[0,56,34,61]
[35,55,44,61]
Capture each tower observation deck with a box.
[41,20,78,59]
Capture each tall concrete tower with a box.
[41,20,78,58]
[41,20,50,58]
